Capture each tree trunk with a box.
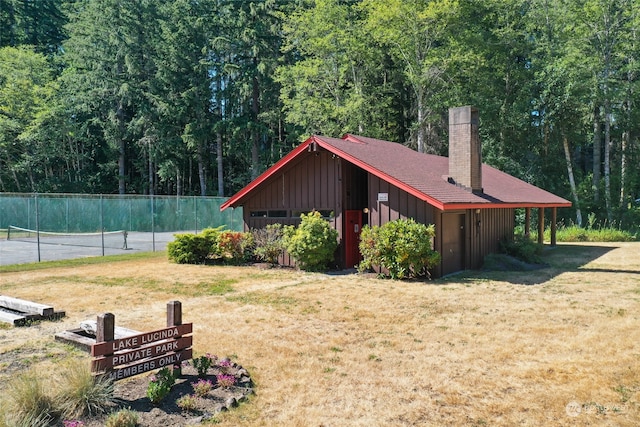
[416,95,424,153]
[562,133,582,226]
[592,106,601,203]
[604,101,612,222]
[148,140,154,196]
[176,168,183,196]
[251,58,260,180]
[197,144,206,197]
[619,67,633,209]
[216,130,224,197]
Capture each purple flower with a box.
[216,374,236,388]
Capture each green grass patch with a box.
[226,291,298,309]
[0,251,165,273]
[535,225,637,243]
[167,279,237,296]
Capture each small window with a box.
[250,211,267,218]
[268,210,287,218]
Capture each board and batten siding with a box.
[243,151,341,216]
[241,150,343,267]
[467,207,514,269]
[367,175,435,227]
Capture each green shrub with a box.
[166,226,223,264]
[283,211,338,271]
[499,234,544,264]
[358,219,440,279]
[146,368,176,405]
[215,231,254,264]
[105,408,138,427]
[55,360,115,418]
[167,233,211,264]
[252,224,285,265]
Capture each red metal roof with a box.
[220,134,572,211]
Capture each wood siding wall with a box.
[242,150,343,267]
[367,175,435,226]
[467,207,514,269]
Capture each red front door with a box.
[344,210,363,268]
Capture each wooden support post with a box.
[537,208,545,245]
[551,207,557,247]
[96,313,115,343]
[167,301,182,327]
[167,301,182,376]
[524,208,531,238]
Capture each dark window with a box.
[268,210,287,218]
[250,211,268,218]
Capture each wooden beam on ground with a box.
[0,310,27,326]
[0,295,54,316]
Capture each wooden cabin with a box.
[221,106,571,277]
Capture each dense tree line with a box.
[1,0,639,227]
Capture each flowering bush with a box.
[217,358,232,373]
[146,368,176,404]
[63,421,85,427]
[191,379,213,397]
[192,353,217,377]
[216,374,236,389]
[176,394,199,412]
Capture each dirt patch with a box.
[81,362,253,427]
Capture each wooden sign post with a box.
[91,301,193,381]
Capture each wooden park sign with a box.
[91,301,193,381]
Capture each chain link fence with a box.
[0,193,242,265]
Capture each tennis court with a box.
[0,231,178,266]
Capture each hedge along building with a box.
[221,106,571,277]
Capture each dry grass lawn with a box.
[1,242,639,426]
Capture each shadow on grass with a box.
[436,244,620,286]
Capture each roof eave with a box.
[441,202,572,210]
[220,136,317,211]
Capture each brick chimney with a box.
[448,106,482,193]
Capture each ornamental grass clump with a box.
[2,369,57,426]
[192,379,213,397]
[146,368,176,404]
[104,408,138,427]
[176,394,199,412]
[55,360,115,418]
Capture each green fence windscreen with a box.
[0,193,242,233]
